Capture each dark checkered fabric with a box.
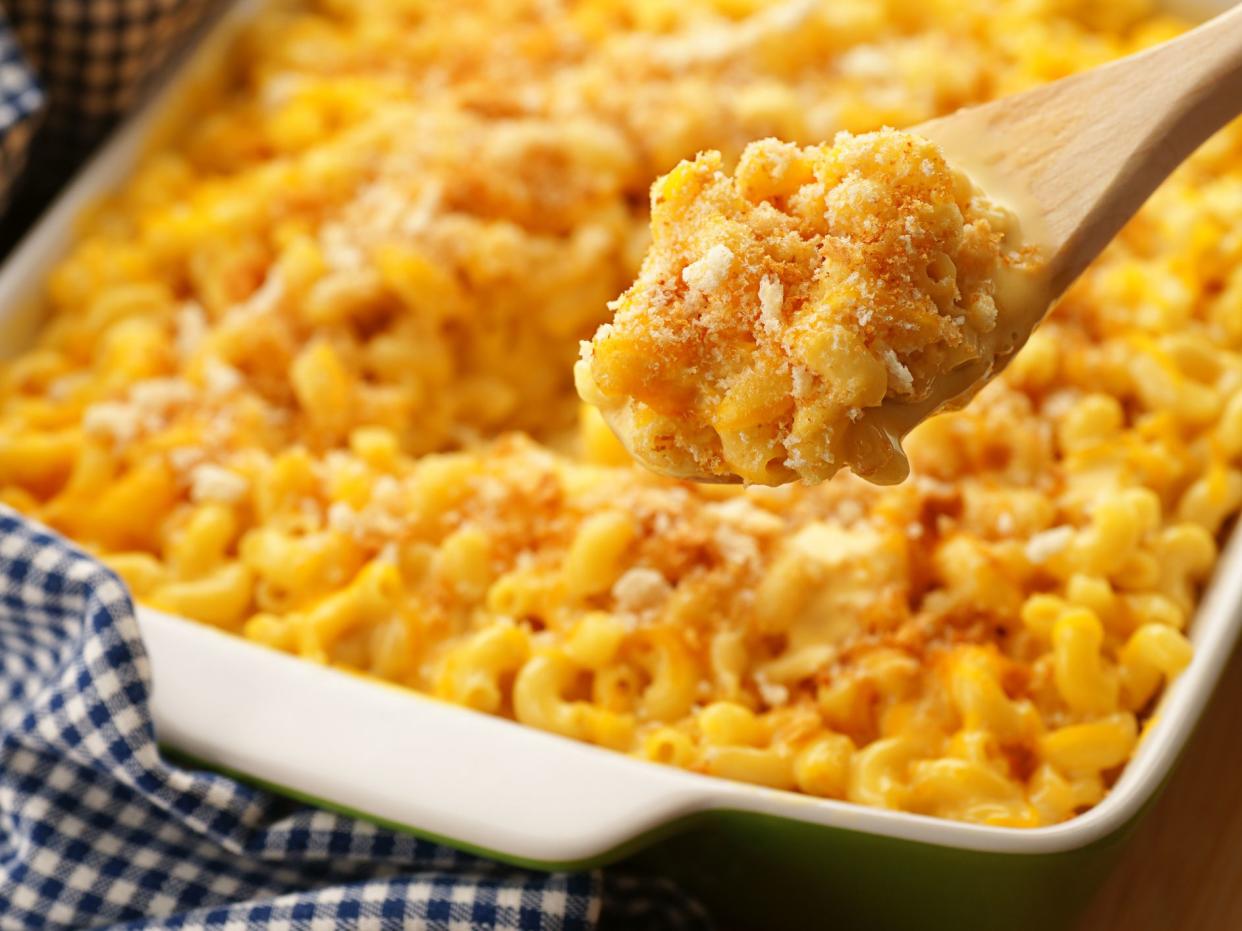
[0,0,221,249]
[0,9,43,213]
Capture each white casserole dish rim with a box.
[0,0,1238,867]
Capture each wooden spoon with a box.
[918,0,1242,301]
[862,1,1242,465]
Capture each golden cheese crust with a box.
[578,130,1026,485]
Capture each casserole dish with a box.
[0,2,1238,927]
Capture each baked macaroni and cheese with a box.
[0,0,1236,827]
[576,130,1041,486]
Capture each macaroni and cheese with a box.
[0,0,1233,827]
[577,130,1039,486]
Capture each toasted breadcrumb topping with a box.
[577,130,1030,485]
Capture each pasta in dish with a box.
[0,0,1235,827]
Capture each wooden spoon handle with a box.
[920,3,1242,296]
[1045,1,1242,290]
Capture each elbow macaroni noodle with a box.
[0,0,1237,826]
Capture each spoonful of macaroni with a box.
[575,2,1242,486]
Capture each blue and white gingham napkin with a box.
[0,507,714,929]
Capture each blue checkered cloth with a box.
[0,507,713,929]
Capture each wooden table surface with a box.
[1078,637,1242,930]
